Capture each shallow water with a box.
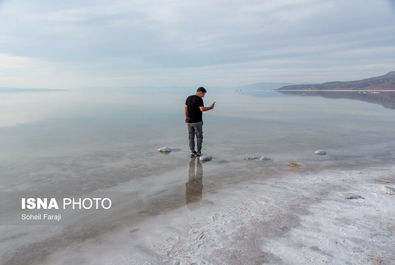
[0,87,394,264]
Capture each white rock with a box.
[246,156,271,161]
[381,186,395,195]
[315,150,327,155]
[345,194,364,200]
[157,147,172,153]
[199,155,212,162]
[246,156,259,160]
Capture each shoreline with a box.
[2,162,394,265]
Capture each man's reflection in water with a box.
[186,158,203,208]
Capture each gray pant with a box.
[187,121,203,153]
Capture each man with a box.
[185,87,215,158]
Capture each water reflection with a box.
[279,91,395,110]
[185,158,203,207]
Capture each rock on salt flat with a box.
[345,193,365,200]
[381,186,395,195]
[315,150,327,155]
[157,147,172,153]
[199,155,212,162]
[245,156,271,161]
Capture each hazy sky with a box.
[0,0,394,89]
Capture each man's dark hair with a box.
[197,87,207,93]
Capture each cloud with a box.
[0,53,110,89]
[0,0,394,88]
[0,53,37,69]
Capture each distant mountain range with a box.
[274,71,395,110]
[277,71,395,91]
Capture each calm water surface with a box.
[1,87,395,192]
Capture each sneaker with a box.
[190,151,197,158]
[196,152,201,157]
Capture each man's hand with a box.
[200,102,216,112]
[210,102,216,109]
